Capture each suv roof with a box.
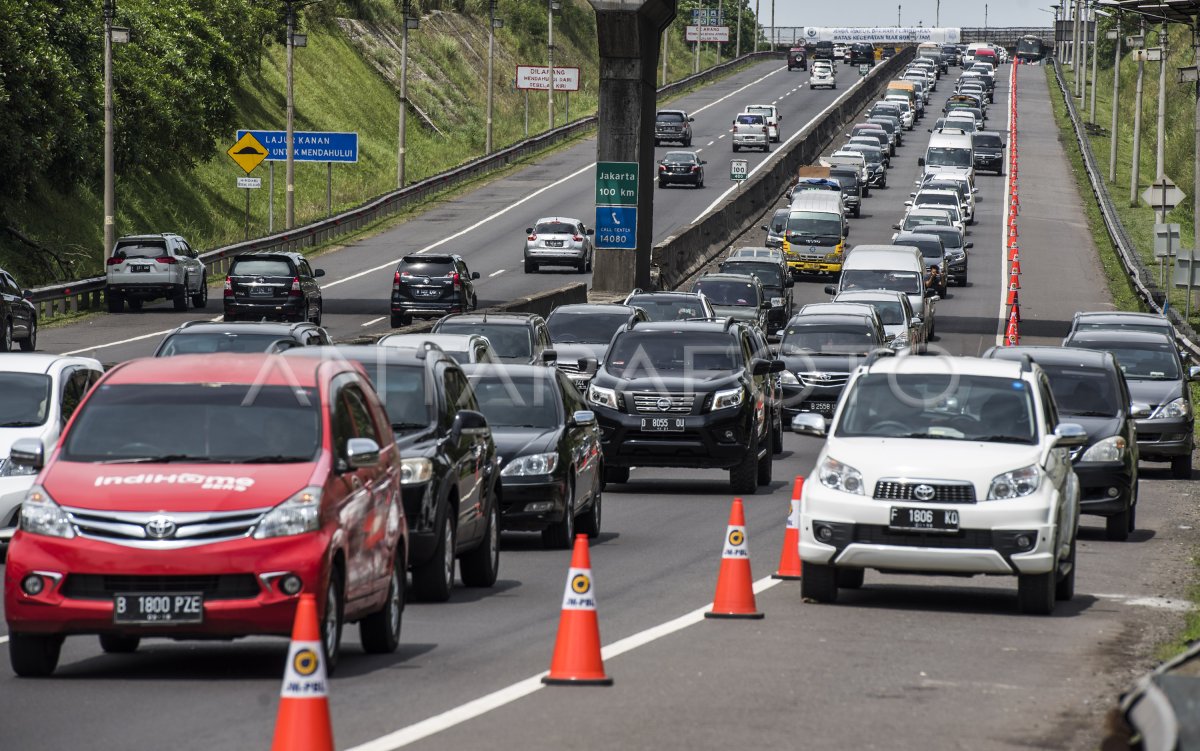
[0,354,102,375]
[1065,329,1177,346]
[400,253,462,264]
[864,353,1031,380]
[173,320,321,335]
[115,233,184,242]
[984,345,1119,370]
[436,312,540,326]
[1072,311,1171,327]
[624,319,744,335]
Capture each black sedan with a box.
[463,363,603,549]
[657,151,706,188]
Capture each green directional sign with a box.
[595,161,639,206]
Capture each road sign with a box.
[686,25,730,43]
[691,9,722,25]
[1127,35,1144,48]
[595,162,639,206]
[1143,179,1186,211]
[595,206,637,250]
[730,159,748,181]
[236,130,359,163]
[237,177,262,189]
[227,132,268,174]
[1154,223,1180,258]
[515,65,581,91]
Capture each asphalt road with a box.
[3,62,1196,751]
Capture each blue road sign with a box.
[595,206,637,250]
[236,130,359,163]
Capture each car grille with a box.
[852,525,993,548]
[62,574,261,600]
[632,392,695,414]
[796,372,849,388]
[65,506,270,549]
[873,480,977,503]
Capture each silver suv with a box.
[523,217,594,273]
[106,233,207,312]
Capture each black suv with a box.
[286,345,500,600]
[224,252,325,324]
[586,319,783,493]
[0,268,37,351]
[777,312,887,422]
[654,110,694,147]
[973,130,1006,175]
[432,312,557,365]
[690,273,770,333]
[547,304,647,392]
[391,254,481,327]
[787,47,807,71]
[716,255,794,336]
[153,320,331,356]
[849,43,875,66]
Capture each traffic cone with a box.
[772,477,804,581]
[1009,299,1022,323]
[543,534,613,686]
[1006,315,1020,346]
[1006,284,1020,308]
[1011,254,1022,275]
[1010,192,1020,215]
[1009,269,1021,291]
[1008,215,1019,239]
[706,498,764,619]
[1008,236,1019,256]
[270,594,335,751]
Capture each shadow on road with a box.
[834,583,1099,618]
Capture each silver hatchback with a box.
[524,217,594,273]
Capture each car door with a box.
[441,363,483,544]
[181,240,204,291]
[1038,375,1078,544]
[357,378,401,591]
[1,273,30,337]
[556,369,599,504]
[330,379,381,602]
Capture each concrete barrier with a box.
[652,48,916,291]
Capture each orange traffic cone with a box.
[772,477,804,581]
[1006,316,1020,346]
[1011,254,1022,275]
[1010,192,1020,215]
[543,535,613,685]
[1008,215,1019,239]
[1009,269,1021,291]
[1009,299,1022,323]
[270,594,335,751]
[706,498,764,619]
[1008,241,1019,261]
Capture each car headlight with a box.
[779,370,799,385]
[1149,397,1191,420]
[588,384,618,410]
[19,485,75,539]
[711,387,745,411]
[947,250,966,261]
[501,452,558,477]
[400,457,433,485]
[253,486,322,539]
[986,465,1040,500]
[824,251,841,262]
[0,456,38,477]
[771,297,785,307]
[817,456,865,495]
[1080,436,1127,462]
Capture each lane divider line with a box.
[361,316,386,327]
[489,269,505,277]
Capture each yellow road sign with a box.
[227,132,268,174]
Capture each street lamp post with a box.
[285,0,296,228]
[754,0,760,53]
[102,0,116,266]
[897,5,901,27]
[1155,21,1167,182]
[1089,4,1100,123]
[1130,18,1145,206]
[1109,12,1122,182]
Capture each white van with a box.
[783,193,848,277]
[824,245,936,338]
[732,112,770,152]
[920,128,974,180]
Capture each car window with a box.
[398,258,456,275]
[468,372,561,428]
[59,369,91,427]
[656,112,685,122]
[548,311,630,344]
[692,279,759,307]
[230,258,294,277]
[1076,342,1182,380]
[737,114,764,125]
[558,370,587,414]
[444,366,478,413]
[780,323,878,355]
[113,239,166,259]
[0,373,52,428]
[534,222,576,235]
[840,269,922,295]
[157,332,290,356]
[340,384,377,441]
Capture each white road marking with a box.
[489,269,505,277]
[0,636,7,645]
[347,577,782,751]
[718,134,726,139]
[361,316,386,327]
[707,140,715,146]
[1092,594,1196,612]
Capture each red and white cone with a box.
[772,477,804,580]
[543,535,612,686]
[270,594,335,751]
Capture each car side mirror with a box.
[769,359,786,373]
[785,277,794,288]
[918,157,926,166]
[688,116,695,122]
[1189,365,1200,381]
[909,192,917,197]
[892,223,901,230]
[911,315,923,325]
[586,228,594,235]
[904,201,913,207]
[578,356,598,374]
[345,437,381,469]
[701,160,708,165]
[451,409,490,440]
[525,228,533,235]
[570,410,596,427]
[541,349,558,364]
[750,358,772,376]
[761,225,769,232]
[658,160,666,165]
[9,437,44,472]
[824,285,837,295]
[22,289,33,300]
[471,271,481,280]
[1053,423,1088,448]
[791,413,826,436]
[965,242,974,249]
[314,269,326,278]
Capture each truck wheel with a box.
[360,556,404,654]
[1171,454,1193,480]
[106,293,124,313]
[129,298,144,312]
[800,563,838,603]
[730,433,759,495]
[8,633,64,677]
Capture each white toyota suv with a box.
[792,353,1085,615]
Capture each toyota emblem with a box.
[656,397,672,411]
[144,515,177,539]
[813,372,833,382]
[912,484,936,501]
[255,277,265,284]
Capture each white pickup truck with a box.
[731,112,770,153]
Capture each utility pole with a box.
[769,0,774,52]
[734,0,741,57]
[486,0,497,153]
[662,29,668,85]
[102,0,116,266]
[754,0,760,53]
[935,0,939,26]
[397,0,412,187]
[1130,18,1145,206]
[548,0,558,131]
[1072,0,1081,76]
[694,1,701,73]
[897,5,901,27]
[1089,3,1099,123]
[1109,13,1121,182]
[1155,21,1167,181]
[984,4,988,33]
[285,0,296,228]
[1080,1,1090,100]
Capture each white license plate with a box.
[113,593,204,624]
[414,288,440,297]
[249,287,272,296]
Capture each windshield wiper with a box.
[0,421,43,427]
[973,434,1033,443]
[240,455,312,464]
[98,454,218,465]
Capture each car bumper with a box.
[0,476,35,543]
[654,131,689,142]
[525,248,586,263]
[1073,461,1135,516]
[1134,416,1194,460]
[107,283,184,299]
[799,486,1060,576]
[4,529,331,638]
[734,136,768,146]
[391,298,468,318]
[659,173,702,185]
[224,299,305,318]
[596,407,757,470]
[946,258,968,281]
[788,260,843,275]
[497,477,567,531]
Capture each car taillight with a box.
[691,166,700,172]
[155,256,177,264]
[528,234,537,241]
[223,277,233,298]
[573,235,583,241]
[288,277,302,297]
[659,165,666,172]
[450,273,462,288]
[106,257,122,266]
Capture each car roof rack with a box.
[415,341,445,361]
[721,316,738,332]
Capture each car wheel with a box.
[321,570,344,674]
[730,432,759,495]
[586,252,593,273]
[836,568,865,589]
[853,207,861,218]
[1105,508,1131,541]
[1171,454,1193,480]
[763,144,770,153]
[684,137,692,147]
[460,499,500,588]
[733,144,740,152]
[542,480,576,550]
[191,282,208,309]
[106,293,123,313]
[1055,537,1076,602]
[578,481,602,538]
[99,634,141,654]
[310,303,323,326]
[0,320,11,352]
[360,555,404,654]
[772,416,784,456]
[390,312,412,328]
[173,285,188,311]
[1016,569,1056,615]
[412,510,455,602]
[18,317,36,352]
[8,633,64,677]
[658,179,667,188]
[800,563,838,603]
[756,430,773,486]
[1129,483,1138,531]
[604,466,629,485]
[128,298,143,312]
[524,260,537,273]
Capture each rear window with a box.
[435,322,532,361]
[114,240,166,259]
[736,114,765,125]
[0,373,52,427]
[547,311,631,345]
[399,258,455,275]
[781,323,876,355]
[691,279,759,307]
[535,222,576,235]
[656,112,685,122]
[625,296,705,322]
[720,262,783,288]
[157,332,295,356]
[1040,365,1121,418]
[230,257,294,277]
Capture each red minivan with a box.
[4,354,407,676]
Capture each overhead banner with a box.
[802,27,961,45]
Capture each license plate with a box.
[889,507,959,532]
[640,417,685,432]
[414,288,440,297]
[545,240,564,247]
[249,287,273,296]
[113,592,204,624]
[130,266,151,273]
[803,401,834,414]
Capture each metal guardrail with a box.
[1050,60,1200,362]
[30,50,785,320]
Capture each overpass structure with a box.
[761,27,1055,49]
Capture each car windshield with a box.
[720,262,783,289]
[157,333,293,356]
[436,323,533,361]
[547,311,629,344]
[664,151,696,163]
[840,269,922,294]
[114,241,166,259]
[926,230,963,249]
[786,211,841,244]
[1040,365,1121,417]
[62,384,321,463]
[780,324,876,355]
[467,373,561,429]
[905,213,952,229]
[656,112,685,122]
[926,147,973,167]
[770,210,788,232]
[692,280,759,307]
[606,332,741,376]
[534,222,576,235]
[626,297,706,321]
[975,134,1003,148]
[230,258,293,277]
[837,373,1038,444]
[747,107,773,118]
[353,362,431,429]
[1076,343,1182,380]
[918,193,957,207]
[901,241,943,259]
[0,373,52,427]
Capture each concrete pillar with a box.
[588,0,678,293]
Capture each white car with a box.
[884,96,916,129]
[810,64,836,90]
[792,354,1084,615]
[910,188,970,227]
[377,332,498,365]
[746,104,782,143]
[0,355,105,548]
